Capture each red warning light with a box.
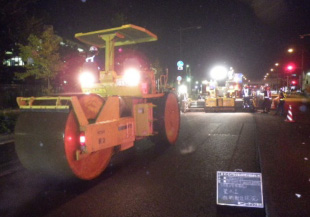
[285,63,296,72]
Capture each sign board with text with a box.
[217,171,264,208]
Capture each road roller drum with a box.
[15,95,113,180]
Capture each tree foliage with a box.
[16,26,63,93]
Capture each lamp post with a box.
[274,63,280,91]
[186,64,192,95]
[287,46,306,91]
[178,25,201,59]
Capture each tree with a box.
[16,26,63,93]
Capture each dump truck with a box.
[14,24,180,180]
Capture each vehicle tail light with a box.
[80,132,86,146]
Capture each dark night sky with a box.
[36,0,310,81]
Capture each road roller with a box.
[14,24,180,180]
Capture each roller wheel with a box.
[15,94,113,180]
[151,92,180,145]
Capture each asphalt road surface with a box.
[0,112,269,217]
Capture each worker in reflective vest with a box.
[242,85,251,108]
[262,86,271,113]
[274,89,286,116]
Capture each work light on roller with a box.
[123,67,141,86]
[79,71,96,87]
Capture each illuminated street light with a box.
[288,48,294,53]
[275,63,279,66]
[270,68,274,71]
[210,66,228,80]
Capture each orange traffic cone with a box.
[285,105,295,122]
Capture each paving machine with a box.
[181,75,256,112]
[14,24,180,180]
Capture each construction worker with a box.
[82,46,101,82]
[262,86,271,113]
[242,85,251,108]
[274,89,285,116]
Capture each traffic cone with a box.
[285,105,295,122]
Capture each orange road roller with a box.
[14,24,180,180]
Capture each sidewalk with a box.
[255,110,310,217]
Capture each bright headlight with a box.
[123,68,141,86]
[79,72,95,87]
[178,85,187,94]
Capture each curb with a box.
[0,134,14,145]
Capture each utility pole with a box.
[178,26,201,59]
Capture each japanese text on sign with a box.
[216,171,264,208]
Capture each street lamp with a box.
[178,26,201,59]
[288,48,294,53]
[210,66,228,80]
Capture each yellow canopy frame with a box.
[75,24,158,73]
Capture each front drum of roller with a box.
[14,95,113,180]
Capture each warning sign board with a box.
[216,171,264,208]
